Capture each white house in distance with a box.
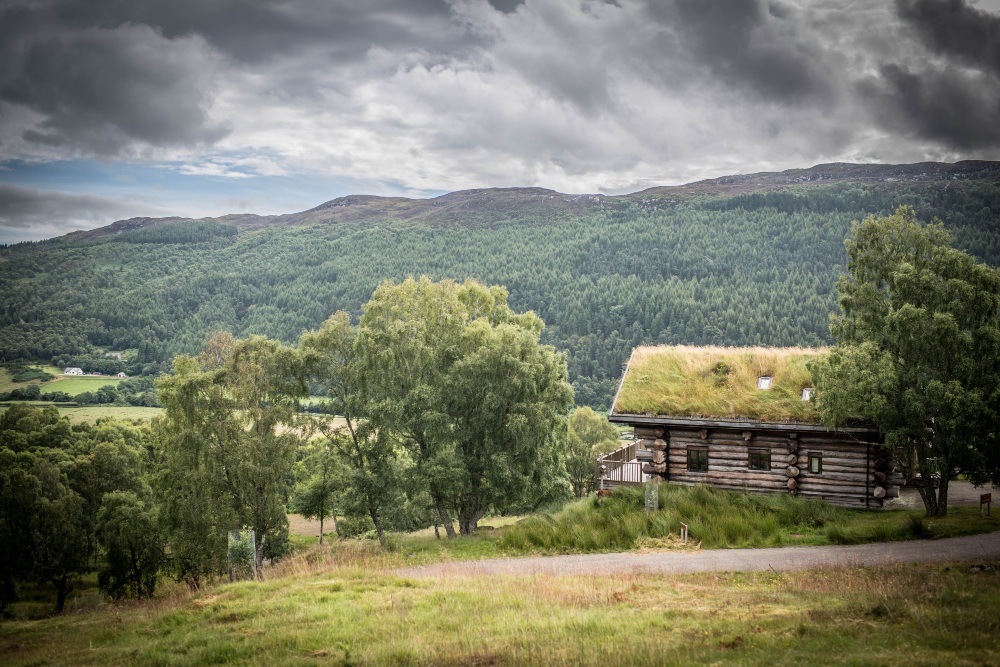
[117,372,127,378]
[64,367,84,375]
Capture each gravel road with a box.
[397,529,1000,578]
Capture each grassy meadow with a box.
[3,552,998,666]
[55,405,164,423]
[39,374,121,395]
[0,404,164,423]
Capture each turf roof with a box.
[611,345,826,424]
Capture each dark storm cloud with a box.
[50,0,473,64]
[859,63,1000,149]
[644,0,836,103]
[897,0,1000,77]
[1,23,229,154]
[854,0,1000,150]
[2,0,1000,211]
[0,182,141,229]
[487,0,525,13]
[0,2,231,156]
[0,0,474,158]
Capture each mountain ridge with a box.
[60,160,1000,242]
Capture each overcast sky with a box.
[2,0,1000,242]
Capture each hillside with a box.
[2,160,999,408]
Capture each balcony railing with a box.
[595,440,645,487]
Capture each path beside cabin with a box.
[397,529,1000,578]
[886,480,987,509]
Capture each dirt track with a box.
[397,529,1000,578]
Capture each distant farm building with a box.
[603,346,900,508]
[117,372,127,378]
[64,367,84,375]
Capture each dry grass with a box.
[58,406,164,423]
[613,345,826,423]
[3,557,998,666]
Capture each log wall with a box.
[631,424,896,508]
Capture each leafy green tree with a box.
[355,280,471,538]
[27,455,89,613]
[292,437,344,544]
[155,356,235,588]
[813,206,1000,516]
[357,278,573,535]
[565,407,620,497]
[444,315,574,532]
[68,421,150,568]
[299,312,400,546]
[96,491,165,599]
[157,335,306,578]
[0,403,74,453]
[0,449,40,615]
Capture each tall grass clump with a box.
[500,484,876,553]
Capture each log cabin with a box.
[603,345,900,507]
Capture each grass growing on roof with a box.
[613,345,825,422]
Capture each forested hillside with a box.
[2,162,999,408]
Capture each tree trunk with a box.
[434,497,456,539]
[331,513,339,538]
[254,533,266,580]
[53,575,72,614]
[319,514,324,546]
[458,507,484,536]
[935,475,950,516]
[915,477,939,517]
[369,508,387,547]
[434,522,441,539]
[1,574,16,616]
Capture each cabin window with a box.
[808,453,822,474]
[687,447,708,473]
[757,376,772,390]
[801,387,814,401]
[748,448,770,471]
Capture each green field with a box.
[56,405,163,423]
[2,553,997,666]
[0,404,163,423]
[39,375,120,395]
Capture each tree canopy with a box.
[813,206,1000,516]
[356,278,574,534]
